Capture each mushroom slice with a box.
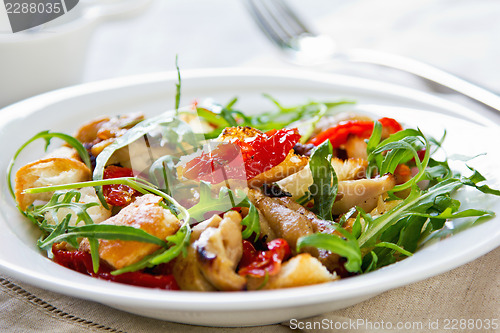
[79,194,181,270]
[333,174,396,215]
[194,211,246,291]
[344,136,368,159]
[330,157,367,181]
[15,157,91,211]
[174,211,246,291]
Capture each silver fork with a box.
[244,0,500,113]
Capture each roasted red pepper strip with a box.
[307,118,402,147]
[52,245,180,290]
[238,238,291,277]
[103,165,140,206]
[184,128,301,182]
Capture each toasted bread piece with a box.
[79,194,181,270]
[15,157,91,211]
[44,187,112,226]
[247,253,337,290]
[43,146,81,161]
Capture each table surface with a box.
[1,0,499,332]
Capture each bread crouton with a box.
[15,157,91,211]
[44,187,112,226]
[247,253,337,290]
[79,194,181,270]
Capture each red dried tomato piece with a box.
[183,128,301,182]
[238,238,291,278]
[307,117,402,147]
[103,165,140,206]
[52,245,180,290]
[183,142,245,184]
[242,128,301,179]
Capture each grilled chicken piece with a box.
[79,194,181,269]
[15,157,91,211]
[333,174,396,215]
[247,253,337,290]
[248,190,315,251]
[174,211,246,291]
[249,189,361,273]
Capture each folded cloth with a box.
[0,246,498,333]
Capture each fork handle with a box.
[346,48,500,113]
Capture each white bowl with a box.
[0,68,499,326]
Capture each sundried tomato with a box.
[184,128,301,182]
[238,238,291,278]
[52,245,179,290]
[102,165,140,206]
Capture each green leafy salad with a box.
[7,74,500,291]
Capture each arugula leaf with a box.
[357,179,463,248]
[175,55,181,115]
[234,192,260,241]
[186,182,260,239]
[187,182,235,222]
[7,131,91,201]
[111,223,192,275]
[368,128,430,192]
[308,140,337,221]
[93,114,199,207]
[460,166,500,196]
[37,224,167,250]
[297,224,362,273]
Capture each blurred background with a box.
[1,0,499,109]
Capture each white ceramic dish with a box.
[0,69,499,327]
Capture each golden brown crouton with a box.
[15,157,91,211]
[79,194,181,269]
[247,253,337,290]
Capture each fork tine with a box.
[245,0,312,49]
[273,0,311,36]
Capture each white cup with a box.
[0,0,152,108]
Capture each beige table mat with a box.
[1,247,498,333]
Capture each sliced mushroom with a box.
[333,174,396,215]
[173,211,246,291]
[344,136,368,159]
